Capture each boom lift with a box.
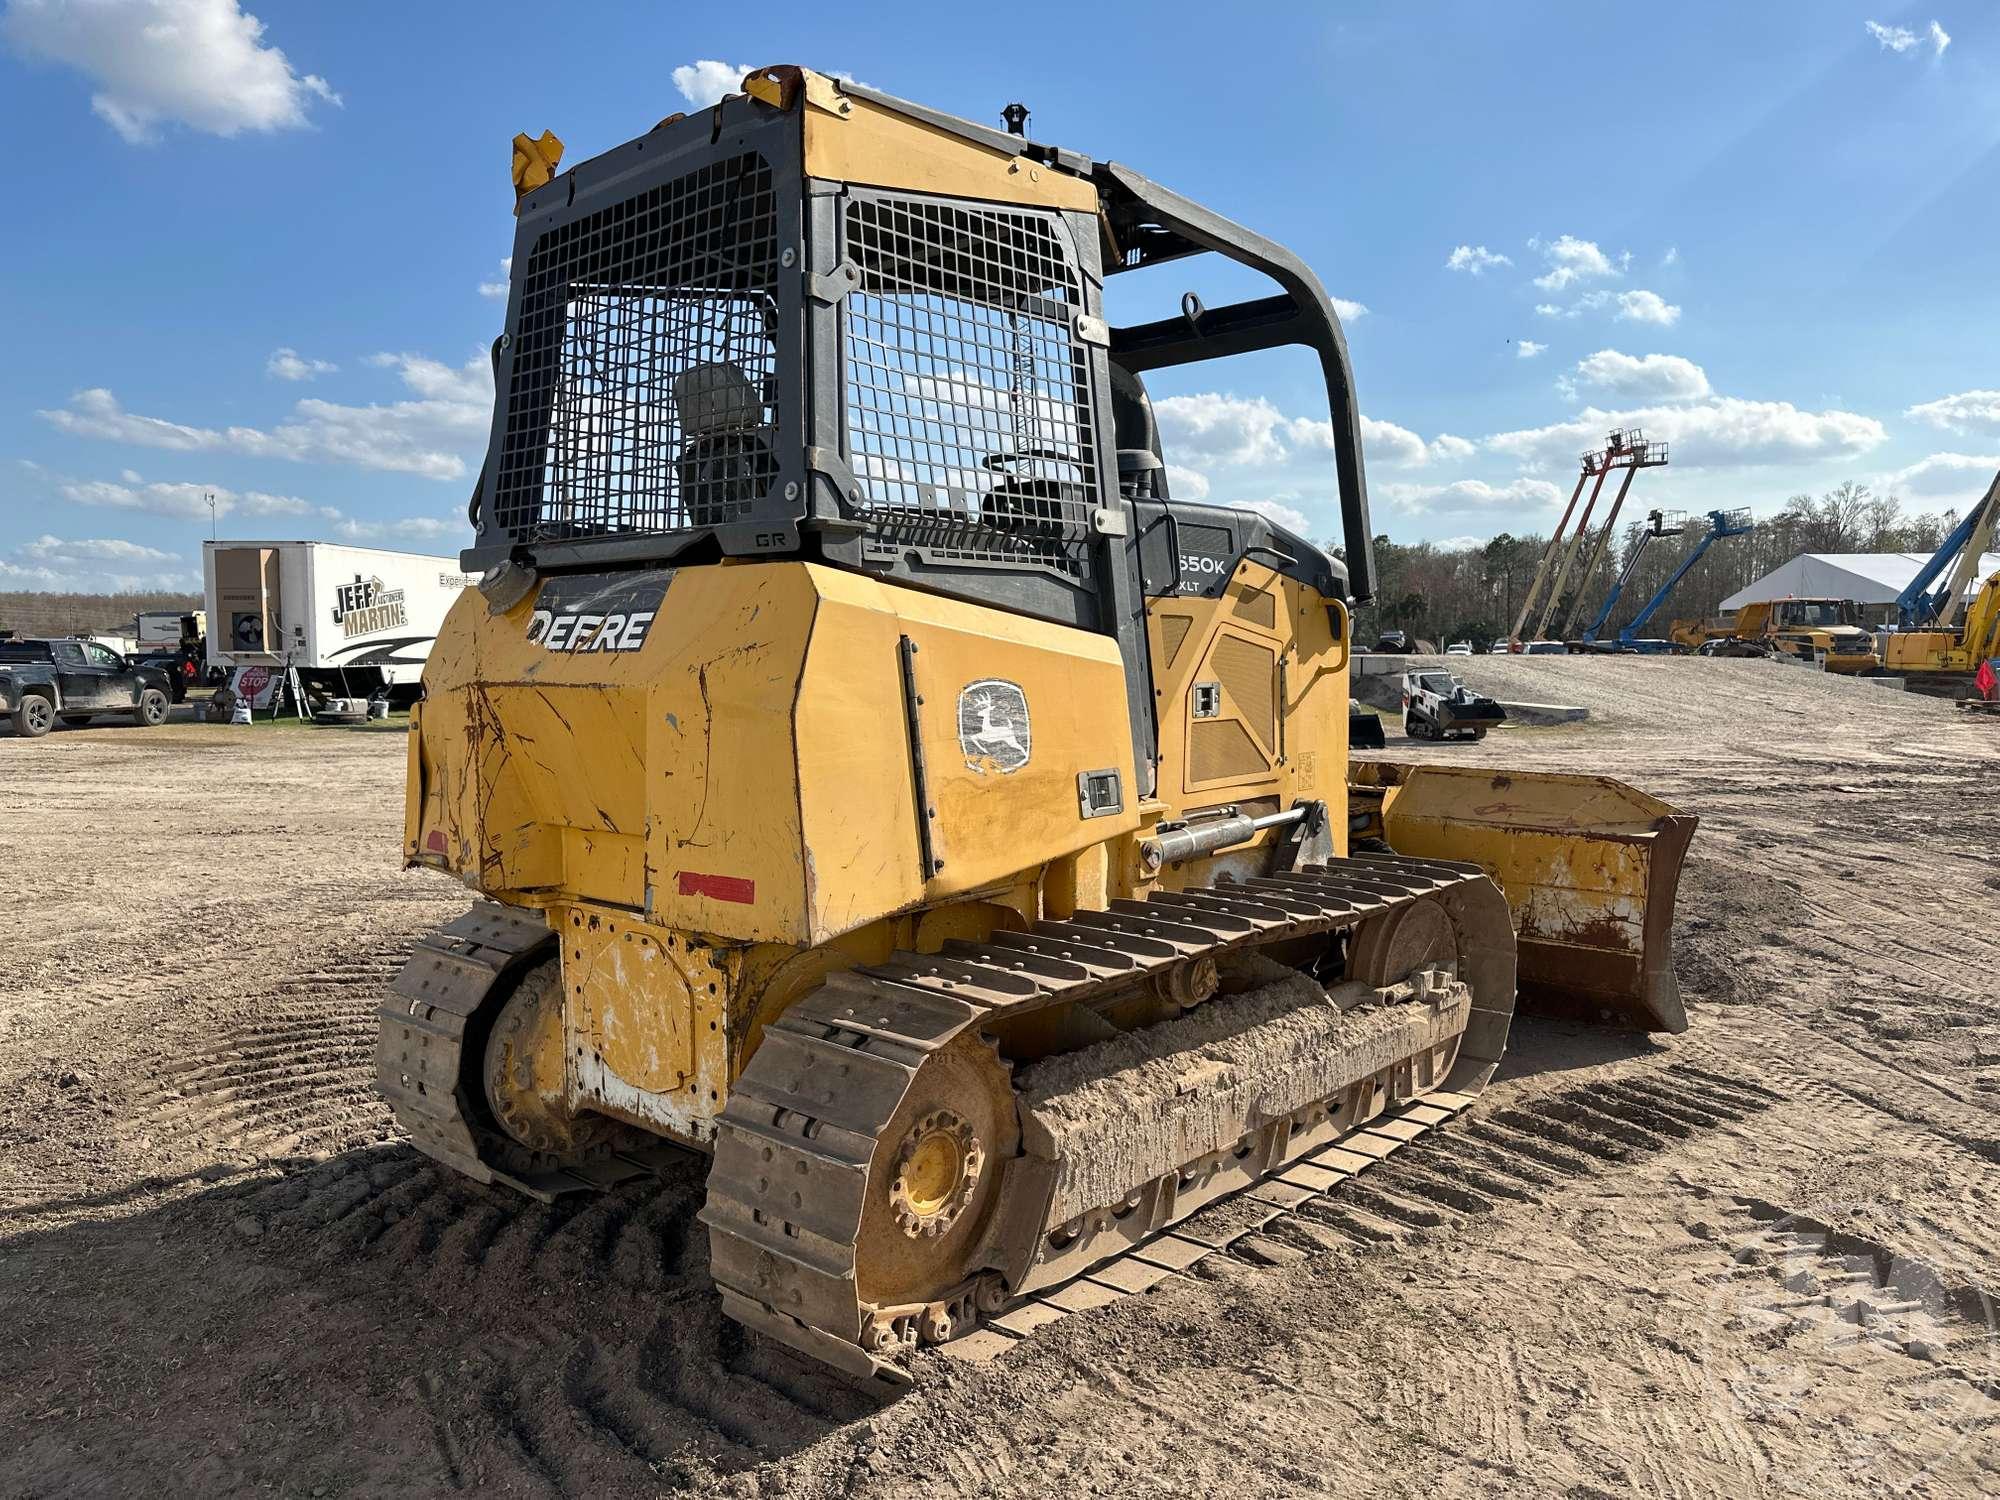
[377,68,1695,1381]
[1507,430,1667,647]
[1579,508,1685,648]
[1618,507,1752,649]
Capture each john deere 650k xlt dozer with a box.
[380,67,1694,1381]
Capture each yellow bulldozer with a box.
[377,67,1694,1381]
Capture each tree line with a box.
[1345,482,1960,649]
[0,590,201,641]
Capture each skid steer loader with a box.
[379,67,1695,1381]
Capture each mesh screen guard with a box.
[494,152,781,541]
[483,146,1110,588]
[841,192,1102,578]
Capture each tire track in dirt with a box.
[117,951,408,1163]
[193,1145,857,1490]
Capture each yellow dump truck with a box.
[377,67,1695,1381]
[1674,597,1879,672]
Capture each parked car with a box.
[1490,638,1512,654]
[133,645,204,702]
[0,637,173,737]
[1522,640,1568,655]
[1373,629,1409,653]
[1445,641,1473,655]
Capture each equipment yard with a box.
[4,655,1996,1499]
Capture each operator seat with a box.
[674,362,778,526]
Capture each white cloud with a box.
[1661,246,1680,268]
[1360,415,1429,468]
[363,351,491,405]
[1866,20,1920,52]
[1486,397,1886,470]
[43,467,462,550]
[1572,350,1712,402]
[333,515,461,542]
[3,0,339,144]
[57,473,335,522]
[1158,394,1476,479]
[1434,535,1485,551]
[478,257,512,300]
[1530,234,1619,292]
[671,59,753,108]
[266,347,335,382]
[1228,498,1313,537]
[1445,245,1512,276]
[1615,289,1681,326]
[1332,297,1369,322]
[1377,477,1564,516]
[1864,19,1950,57]
[1877,451,2000,498]
[1905,389,2000,436]
[1164,465,1210,501]
[1532,287,1681,326]
[0,534,194,591]
[21,533,175,564]
[1154,393,1294,467]
[39,352,492,481]
[1864,19,1951,57]
[1517,340,1547,359]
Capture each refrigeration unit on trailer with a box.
[202,541,474,704]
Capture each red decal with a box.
[424,829,448,854]
[677,871,756,904]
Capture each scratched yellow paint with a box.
[412,545,1693,1138]
[1364,762,1684,1011]
[549,902,732,1142]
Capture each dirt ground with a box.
[3,660,1998,1499]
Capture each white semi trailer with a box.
[202,540,474,704]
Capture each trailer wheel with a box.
[13,693,55,738]
[134,688,169,727]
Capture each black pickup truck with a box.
[0,638,173,737]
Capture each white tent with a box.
[1721,552,2000,611]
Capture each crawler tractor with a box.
[379,69,1694,1381]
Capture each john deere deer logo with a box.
[957,679,1031,774]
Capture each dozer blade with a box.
[1350,761,1695,1033]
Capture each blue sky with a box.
[2,0,1997,591]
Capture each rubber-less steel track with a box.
[701,853,1516,1381]
[376,905,683,1196]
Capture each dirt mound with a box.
[1673,853,1812,1007]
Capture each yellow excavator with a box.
[377,68,1694,1381]
[1883,468,2000,702]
